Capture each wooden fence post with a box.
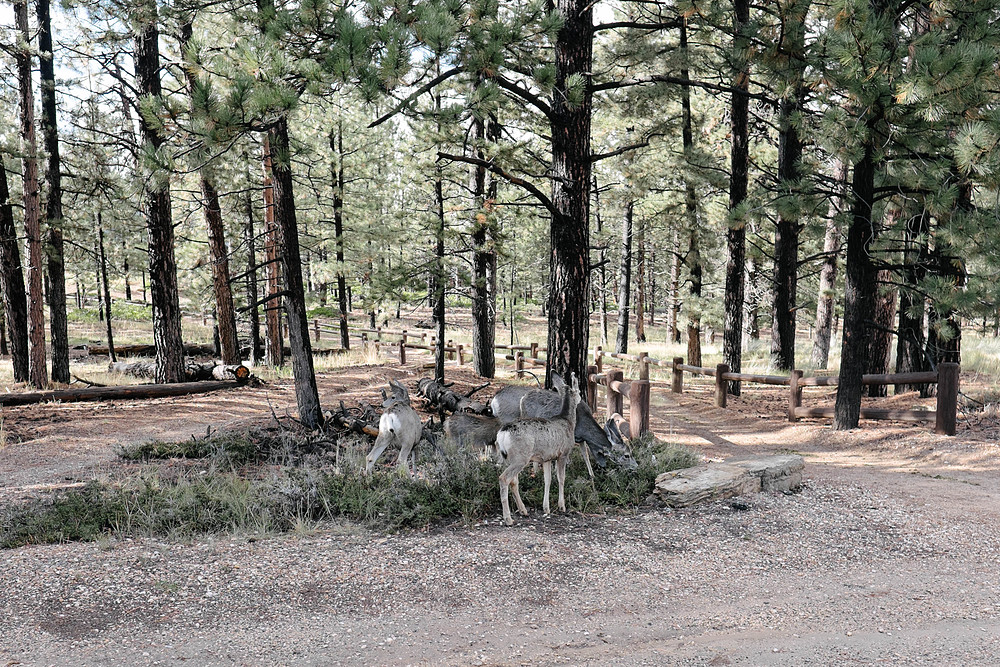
[629,380,651,437]
[672,357,684,394]
[457,344,465,366]
[715,364,729,408]
[639,352,649,381]
[595,346,603,374]
[447,339,455,361]
[515,351,524,379]
[935,362,959,436]
[586,364,598,412]
[376,326,382,341]
[530,342,539,359]
[788,369,803,422]
[401,330,408,345]
[606,369,624,417]
[313,319,321,342]
[399,339,406,366]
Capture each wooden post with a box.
[715,364,729,408]
[399,339,406,366]
[788,369,803,422]
[530,342,539,359]
[586,364,598,412]
[629,379,651,437]
[671,356,684,394]
[596,346,603,374]
[313,319,320,342]
[639,352,649,381]
[515,351,524,379]
[935,362,959,436]
[376,326,382,341]
[606,369,624,417]
[361,332,368,348]
[401,329,408,345]
[457,344,464,365]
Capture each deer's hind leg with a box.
[541,460,553,515]
[555,453,569,512]
[500,461,529,525]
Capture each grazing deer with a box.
[443,412,501,457]
[365,379,423,474]
[495,373,581,526]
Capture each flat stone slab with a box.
[654,454,805,508]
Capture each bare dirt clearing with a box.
[2,362,1000,665]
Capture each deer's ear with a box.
[551,372,566,389]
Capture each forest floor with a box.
[2,355,1000,665]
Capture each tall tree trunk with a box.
[668,231,681,343]
[863,269,896,397]
[724,0,751,395]
[124,243,132,301]
[745,255,762,343]
[648,249,656,327]
[17,1,47,389]
[134,1,186,384]
[262,137,284,367]
[811,160,847,369]
[470,107,498,378]
[432,73,447,382]
[895,208,929,394]
[926,178,969,368]
[594,176,609,346]
[37,0,69,384]
[635,215,646,343]
[834,142,878,429]
[268,118,323,428]
[681,18,703,366]
[178,21,240,366]
[243,175,262,364]
[97,213,116,362]
[615,201,633,354]
[546,0,593,386]
[331,119,350,350]
[0,159,29,383]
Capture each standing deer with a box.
[365,379,423,474]
[495,373,581,526]
[443,412,501,457]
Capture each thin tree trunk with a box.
[243,174,262,364]
[615,201,633,354]
[97,213,116,362]
[895,208,929,394]
[124,243,132,301]
[262,136,284,367]
[0,159,29,382]
[648,249,656,327]
[331,119,350,350]
[594,176,609,346]
[546,0,594,386]
[134,1,185,384]
[17,1,47,388]
[668,231,681,343]
[635,215,646,343]
[862,269,896,397]
[724,0,751,395]
[268,118,323,428]
[431,70,447,383]
[37,0,69,384]
[681,18,703,366]
[811,161,847,369]
[470,104,498,378]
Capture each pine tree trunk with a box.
[243,181,262,364]
[635,216,646,343]
[262,137,284,367]
[134,3,185,384]
[681,18,702,366]
[17,2,47,389]
[648,249,656,327]
[331,120,350,350]
[124,244,132,301]
[268,118,322,428]
[433,166,446,381]
[470,107,498,378]
[746,256,761,342]
[835,144,878,429]
[811,161,846,369]
[0,159,29,383]
[863,269,896,397]
[594,176,609,346]
[724,0,750,395]
[668,231,681,343]
[615,201,633,354]
[546,0,593,386]
[37,0,69,384]
[895,208,929,394]
[97,214,116,363]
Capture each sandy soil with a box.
[2,359,1000,665]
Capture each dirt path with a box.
[2,364,1000,665]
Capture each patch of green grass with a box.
[2,431,698,548]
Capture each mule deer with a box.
[495,373,581,526]
[365,379,423,474]
[443,412,501,457]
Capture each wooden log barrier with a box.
[935,362,959,436]
[715,364,729,408]
[671,357,684,394]
[0,380,245,407]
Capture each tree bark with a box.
[268,118,323,428]
[0,159,29,383]
[811,160,847,369]
[134,1,186,384]
[37,0,69,384]
[680,18,703,366]
[262,137,284,367]
[723,0,750,395]
[615,201,633,354]
[330,119,351,350]
[863,269,896,397]
[895,208,929,394]
[593,176,609,346]
[635,215,646,343]
[97,214,116,362]
[668,230,681,343]
[243,171,262,364]
[546,0,594,387]
[470,106,498,378]
[17,2,47,389]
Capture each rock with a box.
[654,454,805,507]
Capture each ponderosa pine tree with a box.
[0,158,29,383]
[615,200,633,354]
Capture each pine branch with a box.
[368,67,463,128]
[492,75,552,118]
[437,152,556,217]
[591,74,772,103]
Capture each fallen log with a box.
[0,381,245,407]
[110,361,251,382]
[415,378,489,414]
[86,343,217,357]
